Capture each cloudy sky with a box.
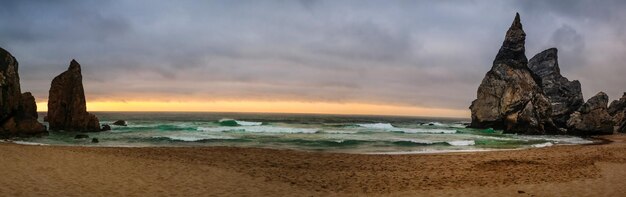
[1,0,625,117]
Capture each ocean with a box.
[18,112,591,154]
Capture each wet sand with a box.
[1,134,626,196]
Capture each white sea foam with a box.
[531,142,554,148]
[392,138,436,144]
[197,126,319,134]
[319,130,359,134]
[155,134,236,142]
[219,119,263,126]
[357,123,395,129]
[447,140,475,146]
[12,141,48,146]
[235,120,263,126]
[516,135,592,144]
[399,128,457,134]
[448,123,467,128]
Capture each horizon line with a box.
[34,100,470,119]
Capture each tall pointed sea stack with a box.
[528,48,584,128]
[469,13,557,134]
[0,47,46,136]
[47,60,101,132]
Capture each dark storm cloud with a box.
[1,0,625,112]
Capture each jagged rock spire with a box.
[494,12,528,68]
[48,59,101,132]
[69,59,81,71]
[470,13,557,134]
[529,48,584,128]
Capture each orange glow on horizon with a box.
[36,101,469,118]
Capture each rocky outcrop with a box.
[469,13,557,134]
[528,48,584,128]
[0,47,46,136]
[608,93,626,132]
[101,124,111,131]
[0,48,21,122]
[112,120,127,126]
[566,92,615,135]
[47,60,101,132]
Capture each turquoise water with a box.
[17,112,591,154]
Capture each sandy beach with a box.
[1,134,625,196]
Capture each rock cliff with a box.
[608,93,626,133]
[566,92,615,135]
[528,48,584,128]
[469,13,557,134]
[47,60,101,132]
[0,47,46,136]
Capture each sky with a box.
[1,0,625,117]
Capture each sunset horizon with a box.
[34,100,470,118]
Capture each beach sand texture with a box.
[1,134,626,196]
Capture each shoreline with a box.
[1,136,598,155]
[1,134,625,196]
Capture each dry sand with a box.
[1,134,626,196]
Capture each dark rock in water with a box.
[1,95,46,135]
[101,124,111,131]
[14,93,46,134]
[608,93,626,132]
[469,13,557,134]
[47,60,101,132]
[18,92,38,119]
[0,47,46,136]
[528,48,584,128]
[112,120,127,126]
[75,134,90,139]
[91,138,99,143]
[428,123,435,126]
[43,116,48,122]
[567,92,615,135]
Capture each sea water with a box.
[16,112,592,154]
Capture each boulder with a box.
[91,138,99,143]
[608,93,626,132]
[528,48,584,128]
[469,13,557,134]
[15,92,46,134]
[101,124,111,131]
[18,92,38,118]
[112,120,127,126]
[0,47,46,136]
[47,60,101,132]
[566,92,615,135]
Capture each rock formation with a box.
[528,48,584,128]
[469,13,557,134]
[101,124,111,131]
[112,120,127,126]
[47,60,101,132]
[0,47,46,136]
[566,92,615,135]
[608,93,626,132]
